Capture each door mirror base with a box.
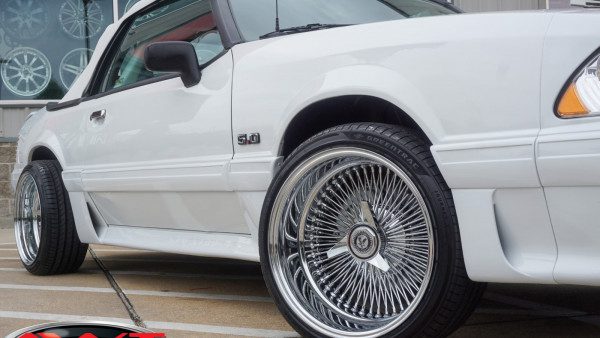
[144,41,201,87]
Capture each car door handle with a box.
[90,109,106,122]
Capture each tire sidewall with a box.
[15,163,51,270]
[260,125,458,338]
[14,160,86,275]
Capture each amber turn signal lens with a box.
[558,83,589,117]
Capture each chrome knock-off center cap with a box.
[348,225,379,260]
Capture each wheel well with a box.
[30,147,58,162]
[280,95,427,157]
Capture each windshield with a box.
[229,0,457,41]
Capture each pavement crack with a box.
[89,248,146,328]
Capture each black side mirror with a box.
[144,41,201,87]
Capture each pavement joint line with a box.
[0,267,264,281]
[124,289,273,302]
[0,248,148,252]
[0,268,25,272]
[94,269,264,281]
[89,248,146,328]
[484,292,600,327]
[0,256,261,267]
[0,283,273,303]
[0,243,15,246]
[82,257,259,265]
[0,310,298,337]
[0,283,116,294]
[0,310,133,326]
[144,320,299,337]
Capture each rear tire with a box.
[14,160,88,275]
[260,123,485,337]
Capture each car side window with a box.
[99,0,224,93]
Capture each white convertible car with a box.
[10,0,600,336]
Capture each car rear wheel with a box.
[15,160,88,275]
[260,123,485,337]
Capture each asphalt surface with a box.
[0,228,599,337]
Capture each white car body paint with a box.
[11,3,600,286]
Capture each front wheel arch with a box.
[279,95,430,158]
[29,146,59,163]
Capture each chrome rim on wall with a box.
[268,148,434,336]
[14,172,42,266]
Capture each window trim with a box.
[92,0,230,93]
[45,0,232,111]
[48,74,181,111]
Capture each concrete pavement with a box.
[0,229,599,337]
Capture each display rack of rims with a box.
[0,0,113,100]
[0,0,49,40]
[59,0,105,39]
[59,48,94,89]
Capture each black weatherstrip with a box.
[46,98,83,112]
[46,74,181,112]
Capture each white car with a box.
[10,0,600,337]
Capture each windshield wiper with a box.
[259,23,351,39]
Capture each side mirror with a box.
[144,41,201,87]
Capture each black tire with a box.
[260,123,486,337]
[15,160,88,275]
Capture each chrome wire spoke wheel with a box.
[0,0,49,40]
[1,47,51,97]
[60,48,93,89]
[15,172,42,266]
[268,147,434,336]
[59,0,104,39]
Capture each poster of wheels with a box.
[0,0,137,101]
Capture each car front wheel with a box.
[260,123,485,337]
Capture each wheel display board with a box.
[0,0,133,101]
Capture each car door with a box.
[80,0,246,233]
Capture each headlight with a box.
[557,51,600,118]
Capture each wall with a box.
[0,106,39,140]
[0,143,15,229]
[0,106,41,228]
